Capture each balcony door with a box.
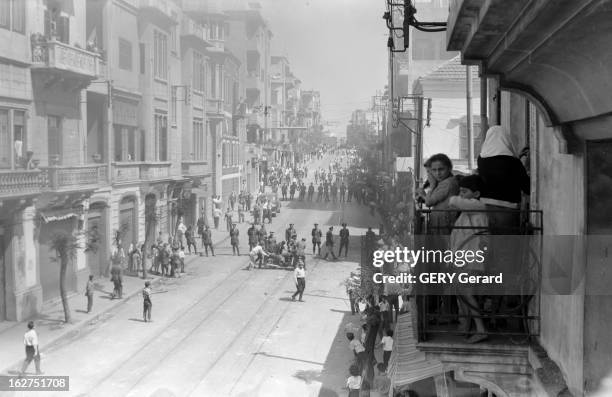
[47,116,62,165]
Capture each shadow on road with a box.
[316,310,362,397]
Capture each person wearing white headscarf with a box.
[479,125,517,158]
[477,125,530,232]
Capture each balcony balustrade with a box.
[31,39,98,79]
[140,162,171,180]
[182,161,208,177]
[247,112,265,127]
[0,170,46,198]
[0,164,108,198]
[44,164,108,190]
[412,208,543,343]
[206,98,223,115]
[113,162,171,183]
[181,18,211,47]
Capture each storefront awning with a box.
[387,313,444,391]
[40,208,80,223]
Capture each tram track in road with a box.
[84,186,312,396]
[81,255,264,396]
[192,258,326,397]
[116,266,295,397]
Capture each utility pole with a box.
[466,65,475,171]
[415,96,424,184]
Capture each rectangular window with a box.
[0,0,25,33]
[0,109,10,168]
[171,87,177,126]
[210,63,216,98]
[155,113,168,161]
[12,0,24,33]
[47,116,62,165]
[127,128,136,161]
[140,129,145,161]
[113,125,123,161]
[170,12,177,53]
[57,15,70,44]
[193,52,206,92]
[13,110,25,161]
[0,0,9,29]
[139,43,145,74]
[154,30,167,79]
[193,119,204,160]
[119,38,132,71]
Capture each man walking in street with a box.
[308,183,315,201]
[201,225,214,256]
[230,223,240,256]
[20,321,42,375]
[85,275,94,313]
[338,223,350,258]
[323,226,338,261]
[317,184,323,202]
[248,223,258,251]
[291,261,306,302]
[143,281,152,322]
[311,223,322,256]
[213,207,222,230]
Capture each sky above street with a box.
[226,0,389,136]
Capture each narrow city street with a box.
[6,155,380,397]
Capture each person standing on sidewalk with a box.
[20,321,42,375]
[185,225,197,255]
[110,262,123,299]
[85,275,94,313]
[291,261,306,301]
[311,223,322,256]
[338,223,350,258]
[143,281,152,323]
[230,224,240,256]
[323,226,338,261]
[224,208,233,231]
[201,225,214,256]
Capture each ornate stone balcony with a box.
[0,170,46,199]
[31,39,99,80]
[181,18,212,48]
[44,165,108,191]
[206,98,223,116]
[139,0,176,25]
[247,112,265,127]
[113,162,171,184]
[181,161,209,177]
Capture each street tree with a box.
[49,229,98,323]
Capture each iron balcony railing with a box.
[413,208,543,343]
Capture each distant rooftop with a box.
[421,55,480,81]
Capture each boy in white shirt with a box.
[377,329,394,370]
[345,364,362,397]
